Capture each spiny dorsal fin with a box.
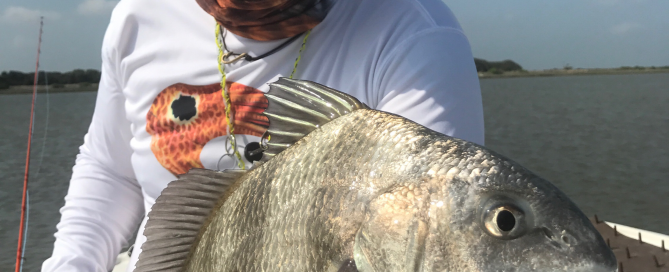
[135,168,246,272]
[261,78,368,162]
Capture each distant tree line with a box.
[474,58,524,74]
[618,65,669,70]
[0,69,101,89]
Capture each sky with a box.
[1,0,668,72]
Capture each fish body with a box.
[137,79,616,272]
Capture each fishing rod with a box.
[15,16,43,272]
[19,190,30,272]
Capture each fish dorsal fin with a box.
[262,78,368,162]
[135,168,246,272]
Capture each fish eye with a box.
[481,197,529,240]
[496,210,515,231]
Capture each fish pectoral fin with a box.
[135,168,247,272]
[261,78,368,162]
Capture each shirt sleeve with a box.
[41,8,145,272]
[373,27,485,145]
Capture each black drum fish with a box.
[136,78,616,272]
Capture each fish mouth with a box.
[556,263,617,272]
[493,261,617,272]
[509,266,616,272]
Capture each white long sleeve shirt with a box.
[42,0,484,271]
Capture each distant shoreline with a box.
[0,84,98,95]
[478,67,669,79]
[2,68,668,95]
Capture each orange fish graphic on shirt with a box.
[146,82,269,175]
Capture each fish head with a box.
[353,140,616,272]
[464,184,618,272]
[428,149,617,272]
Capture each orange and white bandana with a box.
[196,0,334,41]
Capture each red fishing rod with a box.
[15,16,43,272]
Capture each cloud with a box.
[77,0,119,16]
[610,22,642,35]
[1,6,61,24]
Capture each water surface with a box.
[482,73,669,234]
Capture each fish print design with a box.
[146,82,269,175]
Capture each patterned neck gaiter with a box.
[196,0,333,41]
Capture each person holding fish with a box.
[42,0,492,271]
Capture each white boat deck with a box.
[606,221,668,249]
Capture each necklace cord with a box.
[219,28,304,63]
[215,24,246,169]
[246,34,304,62]
[290,29,311,79]
[215,23,310,169]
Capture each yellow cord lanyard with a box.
[215,23,311,170]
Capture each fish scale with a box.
[137,78,617,272]
[187,111,417,271]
